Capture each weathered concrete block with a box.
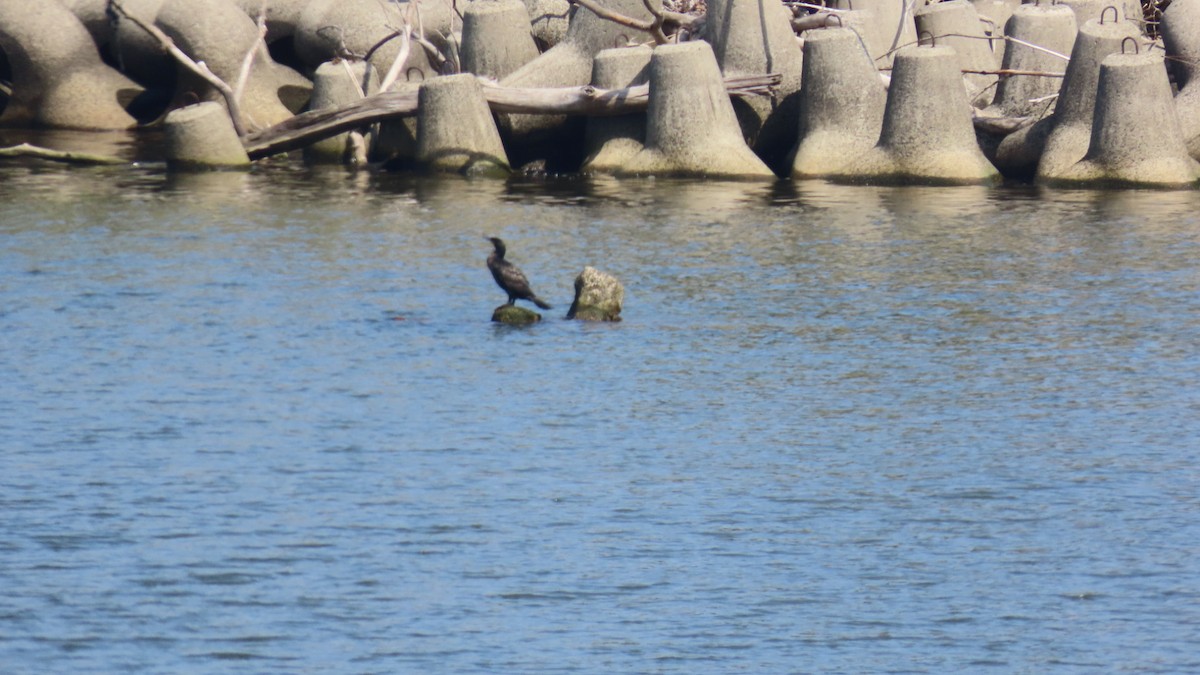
[461,0,540,80]
[372,82,421,167]
[617,41,775,179]
[304,60,379,164]
[581,45,651,174]
[498,0,659,166]
[567,267,624,321]
[986,1,1075,117]
[524,0,570,49]
[61,0,174,87]
[1034,15,1139,182]
[232,0,309,44]
[707,0,804,171]
[914,0,999,106]
[830,0,918,69]
[0,0,142,130]
[1162,0,1200,160]
[416,74,511,176]
[158,0,311,128]
[1049,52,1200,187]
[843,45,1000,184]
[164,101,251,168]
[790,27,887,179]
[970,0,1018,50]
[1054,0,1142,26]
[294,0,439,84]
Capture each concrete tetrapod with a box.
[164,101,251,169]
[616,42,775,179]
[706,0,805,171]
[461,0,541,80]
[1162,0,1200,160]
[1054,0,1141,26]
[157,0,311,128]
[581,46,652,174]
[1048,52,1200,187]
[1029,16,1140,182]
[970,0,1019,48]
[63,0,175,88]
[294,0,439,83]
[231,0,309,44]
[304,61,379,164]
[0,1,142,130]
[985,1,1075,117]
[842,45,1000,185]
[790,27,887,179]
[372,83,422,168]
[498,0,660,167]
[913,0,999,106]
[524,0,571,50]
[829,0,918,69]
[415,74,511,177]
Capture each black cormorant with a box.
[486,237,552,309]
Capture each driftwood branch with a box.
[878,67,1066,78]
[963,68,1066,77]
[642,0,669,44]
[885,32,1073,62]
[233,1,270,106]
[567,0,666,44]
[107,0,249,136]
[243,73,781,159]
[0,143,126,165]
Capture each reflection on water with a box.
[2,161,1200,674]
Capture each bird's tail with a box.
[532,296,552,310]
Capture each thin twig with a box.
[1002,35,1070,62]
[379,29,413,91]
[963,68,1066,77]
[882,32,1077,63]
[234,0,269,105]
[784,1,849,11]
[340,59,369,98]
[876,66,1066,77]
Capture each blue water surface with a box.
[2,165,1199,673]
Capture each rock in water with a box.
[492,305,542,325]
[567,267,623,322]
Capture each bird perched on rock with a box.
[486,237,551,309]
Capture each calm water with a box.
[2,161,1199,673]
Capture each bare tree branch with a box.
[567,0,667,44]
[243,73,782,158]
[234,0,270,106]
[641,0,669,44]
[107,0,249,136]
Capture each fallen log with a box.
[243,73,782,159]
[0,143,126,165]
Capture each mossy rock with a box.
[566,266,624,321]
[492,304,541,324]
[567,305,622,322]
